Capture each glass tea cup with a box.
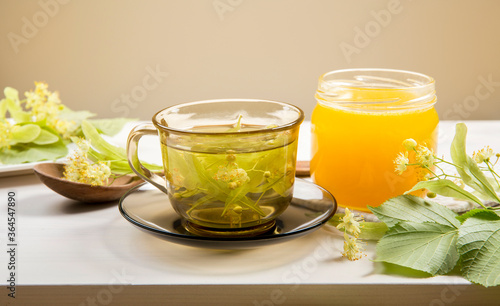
[127,99,304,237]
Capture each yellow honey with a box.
[311,69,439,211]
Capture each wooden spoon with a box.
[33,163,144,203]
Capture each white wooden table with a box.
[1,121,499,305]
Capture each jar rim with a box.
[318,68,435,89]
[316,68,436,112]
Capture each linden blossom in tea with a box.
[162,120,297,231]
[127,99,304,237]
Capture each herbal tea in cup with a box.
[127,99,304,237]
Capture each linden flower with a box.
[213,162,249,189]
[34,81,49,96]
[337,208,363,238]
[416,168,431,182]
[53,119,78,140]
[416,145,435,168]
[473,146,494,164]
[25,82,62,121]
[169,168,186,188]
[402,138,417,151]
[453,178,465,189]
[25,82,76,139]
[63,138,111,186]
[342,232,365,261]
[0,120,13,151]
[394,152,409,175]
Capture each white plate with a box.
[0,161,49,177]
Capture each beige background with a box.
[1,0,499,120]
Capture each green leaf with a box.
[457,217,500,287]
[456,209,500,223]
[369,195,461,228]
[86,148,130,174]
[0,141,68,164]
[0,100,7,119]
[451,123,500,203]
[187,195,216,213]
[357,221,389,240]
[166,149,200,190]
[5,98,31,123]
[235,195,266,216]
[486,177,500,193]
[225,183,254,209]
[225,114,243,132]
[2,87,29,122]
[375,221,459,275]
[32,129,59,145]
[406,179,483,206]
[106,161,135,175]
[87,118,136,136]
[223,173,266,216]
[84,131,161,175]
[328,215,388,240]
[188,153,229,200]
[58,107,95,122]
[81,120,126,160]
[10,124,41,144]
[4,87,19,101]
[2,86,31,122]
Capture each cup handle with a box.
[127,123,168,194]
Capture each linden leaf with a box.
[0,100,7,119]
[81,120,126,161]
[456,209,500,223]
[1,88,22,120]
[375,221,459,275]
[188,153,229,201]
[369,195,460,228]
[58,108,95,123]
[225,114,243,132]
[10,124,41,144]
[0,141,68,164]
[451,123,500,203]
[457,217,500,287]
[165,149,200,190]
[87,118,136,136]
[4,87,19,101]
[406,179,483,206]
[32,129,60,145]
[81,121,161,174]
[5,97,31,123]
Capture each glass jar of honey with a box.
[311,69,439,211]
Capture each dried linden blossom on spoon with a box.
[63,138,111,186]
[62,121,162,186]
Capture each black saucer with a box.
[119,178,337,249]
